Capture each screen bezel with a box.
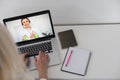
[3,10,55,46]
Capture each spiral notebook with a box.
[61,47,91,76]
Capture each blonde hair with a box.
[0,23,32,80]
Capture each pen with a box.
[65,50,73,67]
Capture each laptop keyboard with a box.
[18,41,53,57]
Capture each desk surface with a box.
[30,24,120,79]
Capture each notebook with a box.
[58,29,77,49]
[61,47,91,76]
[3,10,61,70]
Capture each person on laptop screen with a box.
[21,17,40,41]
[0,24,49,80]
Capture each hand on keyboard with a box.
[34,51,49,79]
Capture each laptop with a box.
[3,10,61,70]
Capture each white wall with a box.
[0,0,120,25]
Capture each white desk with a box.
[30,24,120,79]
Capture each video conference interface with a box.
[5,13,54,43]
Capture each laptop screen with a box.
[3,10,55,45]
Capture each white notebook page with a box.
[62,47,91,76]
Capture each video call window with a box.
[5,14,53,43]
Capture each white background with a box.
[0,0,120,25]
